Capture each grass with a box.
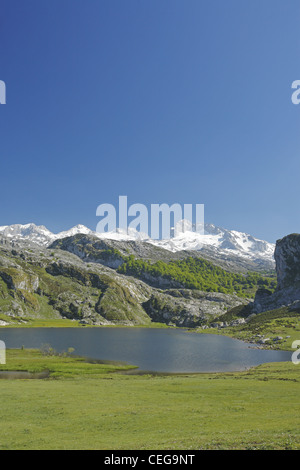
[0,348,137,377]
[199,308,300,351]
[225,317,300,350]
[0,318,172,328]
[0,316,83,328]
[0,349,300,450]
[195,319,300,351]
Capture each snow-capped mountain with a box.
[148,222,275,263]
[0,222,275,265]
[0,223,93,246]
[0,223,149,246]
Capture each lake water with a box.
[0,327,292,373]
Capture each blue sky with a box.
[0,0,299,242]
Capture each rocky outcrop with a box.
[50,235,125,269]
[253,233,300,313]
[0,267,39,292]
[143,289,248,328]
[275,234,300,289]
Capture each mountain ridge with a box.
[0,222,275,271]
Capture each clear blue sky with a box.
[0,0,299,242]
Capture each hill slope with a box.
[0,236,258,327]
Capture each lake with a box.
[0,327,292,373]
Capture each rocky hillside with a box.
[253,233,300,314]
[50,233,273,274]
[0,235,252,327]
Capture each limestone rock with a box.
[253,233,300,313]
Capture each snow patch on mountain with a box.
[0,223,94,246]
[0,222,275,264]
[147,222,275,263]
[95,227,150,242]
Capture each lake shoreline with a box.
[0,326,291,374]
[0,319,293,352]
[0,347,289,378]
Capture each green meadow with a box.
[0,348,299,450]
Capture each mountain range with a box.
[4,219,300,330]
[0,220,299,339]
[0,225,253,327]
[0,222,275,270]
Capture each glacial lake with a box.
[0,327,292,373]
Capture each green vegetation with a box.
[118,256,277,298]
[208,307,300,350]
[0,349,299,450]
[0,317,83,328]
[0,348,136,378]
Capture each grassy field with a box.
[0,348,300,450]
